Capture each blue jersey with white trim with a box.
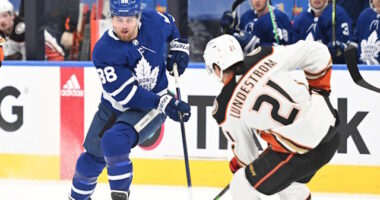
[92,9,179,114]
[351,8,380,65]
[293,5,352,45]
[240,8,293,47]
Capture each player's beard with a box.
[118,24,138,42]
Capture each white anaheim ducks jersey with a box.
[212,40,336,164]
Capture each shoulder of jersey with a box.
[213,79,238,124]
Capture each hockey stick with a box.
[173,63,194,200]
[331,0,342,56]
[223,0,245,33]
[232,0,245,11]
[344,45,380,93]
[213,184,230,200]
[267,0,280,45]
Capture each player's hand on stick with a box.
[327,41,346,57]
[220,11,238,34]
[167,38,189,77]
[157,94,191,122]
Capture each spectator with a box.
[44,0,79,60]
[350,0,380,65]
[0,0,25,60]
[337,0,369,30]
[293,0,352,64]
[220,0,293,53]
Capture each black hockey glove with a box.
[157,94,191,122]
[220,11,238,34]
[167,38,189,76]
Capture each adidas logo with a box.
[60,74,84,97]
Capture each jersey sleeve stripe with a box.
[102,90,126,112]
[304,59,332,79]
[271,131,312,154]
[119,85,138,106]
[110,77,136,97]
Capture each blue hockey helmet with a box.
[110,0,141,17]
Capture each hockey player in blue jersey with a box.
[293,0,352,64]
[68,0,191,199]
[220,0,293,53]
[349,0,380,65]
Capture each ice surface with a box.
[0,179,379,200]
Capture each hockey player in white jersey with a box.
[203,35,340,200]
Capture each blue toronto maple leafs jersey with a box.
[239,8,293,47]
[92,9,179,114]
[351,8,380,65]
[293,4,352,45]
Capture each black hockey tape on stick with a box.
[232,0,245,11]
[213,184,230,200]
[344,45,380,93]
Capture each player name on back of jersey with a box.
[230,59,278,119]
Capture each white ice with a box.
[0,179,379,200]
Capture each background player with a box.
[349,0,380,65]
[293,0,352,63]
[220,0,293,53]
[68,0,191,199]
[203,35,340,199]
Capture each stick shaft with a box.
[173,64,193,200]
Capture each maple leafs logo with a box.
[360,31,380,65]
[134,56,159,90]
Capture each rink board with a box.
[0,61,380,194]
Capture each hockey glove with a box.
[220,11,238,34]
[157,94,191,122]
[233,31,257,54]
[229,157,243,174]
[167,38,189,76]
[327,41,346,58]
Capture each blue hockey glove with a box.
[220,11,238,34]
[233,31,257,53]
[157,94,191,122]
[167,38,189,76]
[327,41,346,57]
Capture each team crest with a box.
[134,56,159,90]
[360,31,380,65]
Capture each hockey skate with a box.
[111,190,130,200]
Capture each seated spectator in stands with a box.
[220,0,293,53]
[0,0,25,60]
[349,0,380,65]
[293,0,352,64]
[44,0,79,60]
[337,0,369,30]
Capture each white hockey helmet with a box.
[203,34,244,82]
[0,0,13,14]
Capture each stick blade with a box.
[344,46,380,93]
